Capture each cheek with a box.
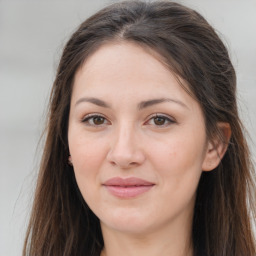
[151,137,205,171]
[71,144,105,211]
[69,127,107,169]
[149,135,205,195]
[68,131,108,197]
[71,143,100,172]
[148,138,203,217]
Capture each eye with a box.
[146,114,175,127]
[82,114,109,126]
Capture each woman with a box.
[23,1,256,255]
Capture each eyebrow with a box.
[75,97,111,108]
[138,98,188,110]
[75,97,188,109]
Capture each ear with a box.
[202,122,231,171]
[68,155,73,166]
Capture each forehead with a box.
[72,42,196,108]
[75,41,172,80]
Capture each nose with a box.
[106,124,146,169]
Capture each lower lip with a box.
[104,185,154,198]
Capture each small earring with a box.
[68,156,73,166]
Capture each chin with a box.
[99,208,158,235]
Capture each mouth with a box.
[103,177,155,198]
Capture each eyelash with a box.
[81,114,109,126]
[145,114,175,127]
[81,113,175,127]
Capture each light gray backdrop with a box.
[1,0,255,255]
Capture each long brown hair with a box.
[23,1,256,255]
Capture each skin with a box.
[68,42,229,256]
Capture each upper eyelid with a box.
[80,112,176,123]
[81,113,107,121]
[146,113,176,122]
[81,114,110,127]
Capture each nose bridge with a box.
[107,120,145,168]
[113,120,137,156]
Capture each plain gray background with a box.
[1,0,255,255]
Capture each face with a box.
[68,42,211,236]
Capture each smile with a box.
[103,177,155,198]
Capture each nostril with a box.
[110,161,116,166]
[109,160,137,167]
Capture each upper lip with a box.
[103,177,155,186]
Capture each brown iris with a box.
[93,116,105,125]
[154,116,166,125]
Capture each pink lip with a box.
[103,177,155,198]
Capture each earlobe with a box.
[202,122,231,171]
[68,155,73,166]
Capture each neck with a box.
[100,218,193,256]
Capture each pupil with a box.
[154,117,165,125]
[94,116,104,125]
